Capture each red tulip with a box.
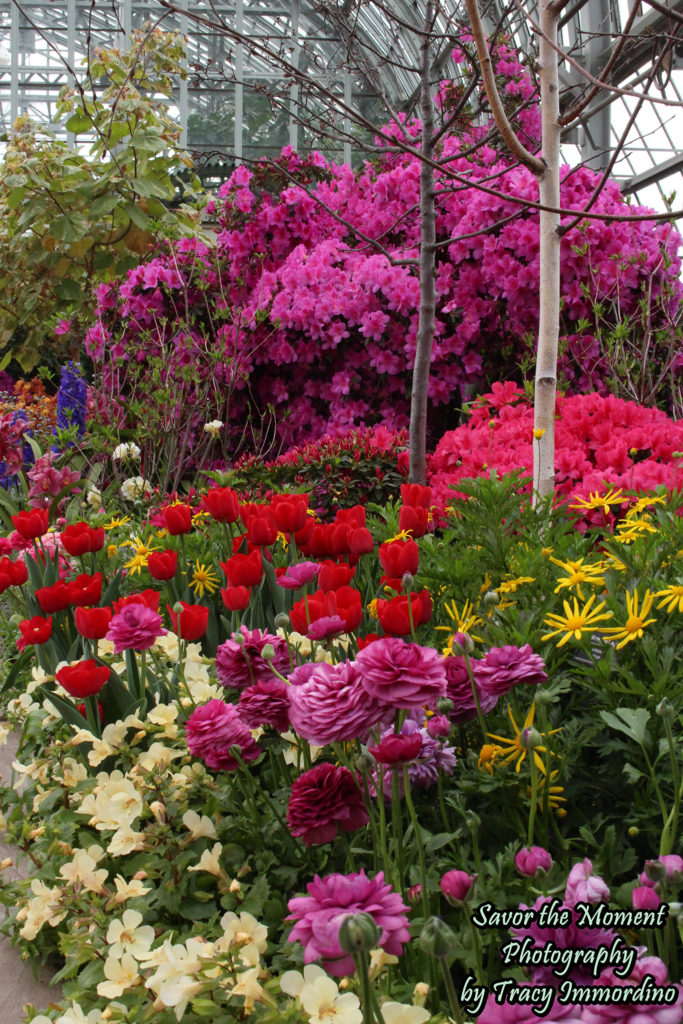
[400,483,432,508]
[220,549,263,587]
[162,503,194,536]
[268,493,309,533]
[11,508,49,540]
[74,606,113,640]
[36,580,72,614]
[289,585,363,635]
[398,505,430,538]
[377,589,432,636]
[56,659,111,699]
[378,539,419,578]
[147,549,178,581]
[203,486,240,523]
[167,601,209,641]
[245,514,278,547]
[335,506,366,528]
[0,556,28,593]
[60,521,105,556]
[221,586,252,611]
[67,572,103,608]
[17,615,52,651]
[113,590,160,614]
[317,559,355,592]
[348,527,374,555]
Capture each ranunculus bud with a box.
[633,886,661,910]
[407,884,423,906]
[426,714,451,739]
[338,912,381,954]
[483,590,500,606]
[656,698,674,719]
[419,916,459,958]
[436,696,454,715]
[534,688,554,706]
[520,726,543,749]
[515,846,552,878]
[260,643,276,661]
[440,869,475,906]
[274,612,291,630]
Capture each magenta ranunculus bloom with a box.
[215,626,290,690]
[287,869,410,977]
[581,949,683,1024]
[185,698,261,771]
[515,846,553,877]
[237,678,290,733]
[287,762,368,847]
[288,660,384,746]
[472,644,547,699]
[355,636,447,710]
[564,858,610,906]
[276,561,319,589]
[443,655,498,723]
[440,869,475,905]
[105,603,167,654]
[632,886,661,911]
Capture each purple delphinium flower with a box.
[52,361,87,450]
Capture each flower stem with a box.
[402,765,430,922]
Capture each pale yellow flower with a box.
[381,1003,431,1024]
[107,827,146,858]
[78,771,143,831]
[188,843,224,877]
[106,909,155,960]
[112,875,152,903]
[182,810,217,840]
[219,911,268,964]
[96,953,141,998]
[59,848,108,894]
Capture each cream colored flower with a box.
[106,909,155,959]
[148,703,179,738]
[380,1003,432,1024]
[86,486,103,510]
[61,757,88,787]
[135,743,183,773]
[120,476,152,502]
[369,947,399,978]
[96,953,141,998]
[281,731,323,766]
[108,827,145,857]
[228,965,266,1011]
[78,771,143,831]
[19,879,67,939]
[144,940,209,1019]
[182,810,217,839]
[113,442,141,462]
[56,1001,105,1024]
[218,911,267,965]
[281,964,328,997]
[188,843,224,877]
[112,874,152,903]
[59,848,108,894]
[203,420,224,439]
[185,678,221,704]
[299,972,362,1024]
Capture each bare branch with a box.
[463,0,545,174]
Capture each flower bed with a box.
[0,458,682,1024]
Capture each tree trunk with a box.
[409,0,436,486]
[533,1,561,502]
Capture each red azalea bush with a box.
[84,39,681,479]
[429,382,683,511]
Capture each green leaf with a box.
[65,112,94,134]
[50,211,88,243]
[124,201,150,230]
[600,708,650,745]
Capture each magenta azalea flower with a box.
[185,698,261,771]
[287,869,410,976]
[355,637,447,710]
[105,603,167,654]
[288,660,384,745]
[287,763,368,847]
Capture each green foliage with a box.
[0,26,203,371]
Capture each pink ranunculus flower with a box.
[215,626,290,690]
[185,699,261,772]
[564,858,610,906]
[237,678,290,733]
[472,644,547,699]
[355,636,447,710]
[287,869,410,976]
[515,846,553,877]
[287,763,368,847]
[512,897,616,986]
[105,603,167,654]
[288,660,384,745]
[276,561,319,589]
[632,886,661,911]
[477,991,584,1023]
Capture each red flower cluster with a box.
[36,572,102,613]
[0,556,28,594]
[60,521,105,556]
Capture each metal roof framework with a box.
[0,0,681,208]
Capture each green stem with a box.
[353,952,383,1024]
[390,771,406,897]
[438,956,464,1024]
[402,765,430,922]
[464,903,484,985]
[528,752,539,848]
[660,717,682,856]
[463,650,487,742]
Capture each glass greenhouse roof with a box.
[0,0,681,213]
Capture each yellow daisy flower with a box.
[603,589,656,649]
[122,535,160,574]
[570,487,626,515]
[542,594,613,647]
[189,562,220,599]
[103,515,131,531]
[550,557,605,600]
[436,599,483,643]
[487,704,560,775]
[497,576,535,595]
[655,584,683,614]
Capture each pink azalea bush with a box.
[85,40,681,464]
[429,383,683,511]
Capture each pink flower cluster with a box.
[429,384,683,512]
[85,40,681,455]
